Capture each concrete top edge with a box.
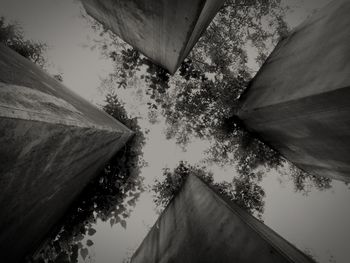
[0,44,132,134]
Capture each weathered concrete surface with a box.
[0,44,133,262]
[81,0,224,74]
[131,175,313,263]
[238,0,350,182]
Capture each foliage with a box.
[216,170,265,219]
[153,161,265,220]
[0,16,47,68]
[53,74,63,82]
[103,0,289,110]
[153,161,214,208]
[28,93,145,263]
[88,0,332,193]
[88,1,288,167]
[289,164,332,195]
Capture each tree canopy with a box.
[88,0,331,193]
[0,16,47,68]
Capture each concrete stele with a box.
[0,44,133,263]
[238,0,350,182]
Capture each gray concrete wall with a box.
[238,0,350,182]
[0,44,133,262]
[131,175,313,263]
[81,0,224,74]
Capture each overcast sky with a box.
[1,0,349,262]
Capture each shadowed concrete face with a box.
[131,175,313,263]
[238,0,350,182]
[81,0,225,74]
[0,44,133,263]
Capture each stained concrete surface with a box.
[238,0,350,182]
[0,44,133,262]
[131,175,313,263]
[81,0,225,74]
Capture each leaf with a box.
[86,239,94,247]
[87,228,96,236]
[77,242,83,249]
[120,220,127,229]
[76,233,84,241]
[110,218,115,227]
[80,248,88,260]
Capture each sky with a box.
[1,0,350,262]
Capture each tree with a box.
[28,93,146,263]
[0,16,47,68]
[288,164,332,195]
[153,161,265,220]
[88,1,288,162]
[88,0,331,192]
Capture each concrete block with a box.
[81,0,225,74]
[238,0,350,182]
[131,175,313,263]
[0,44,133,262]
